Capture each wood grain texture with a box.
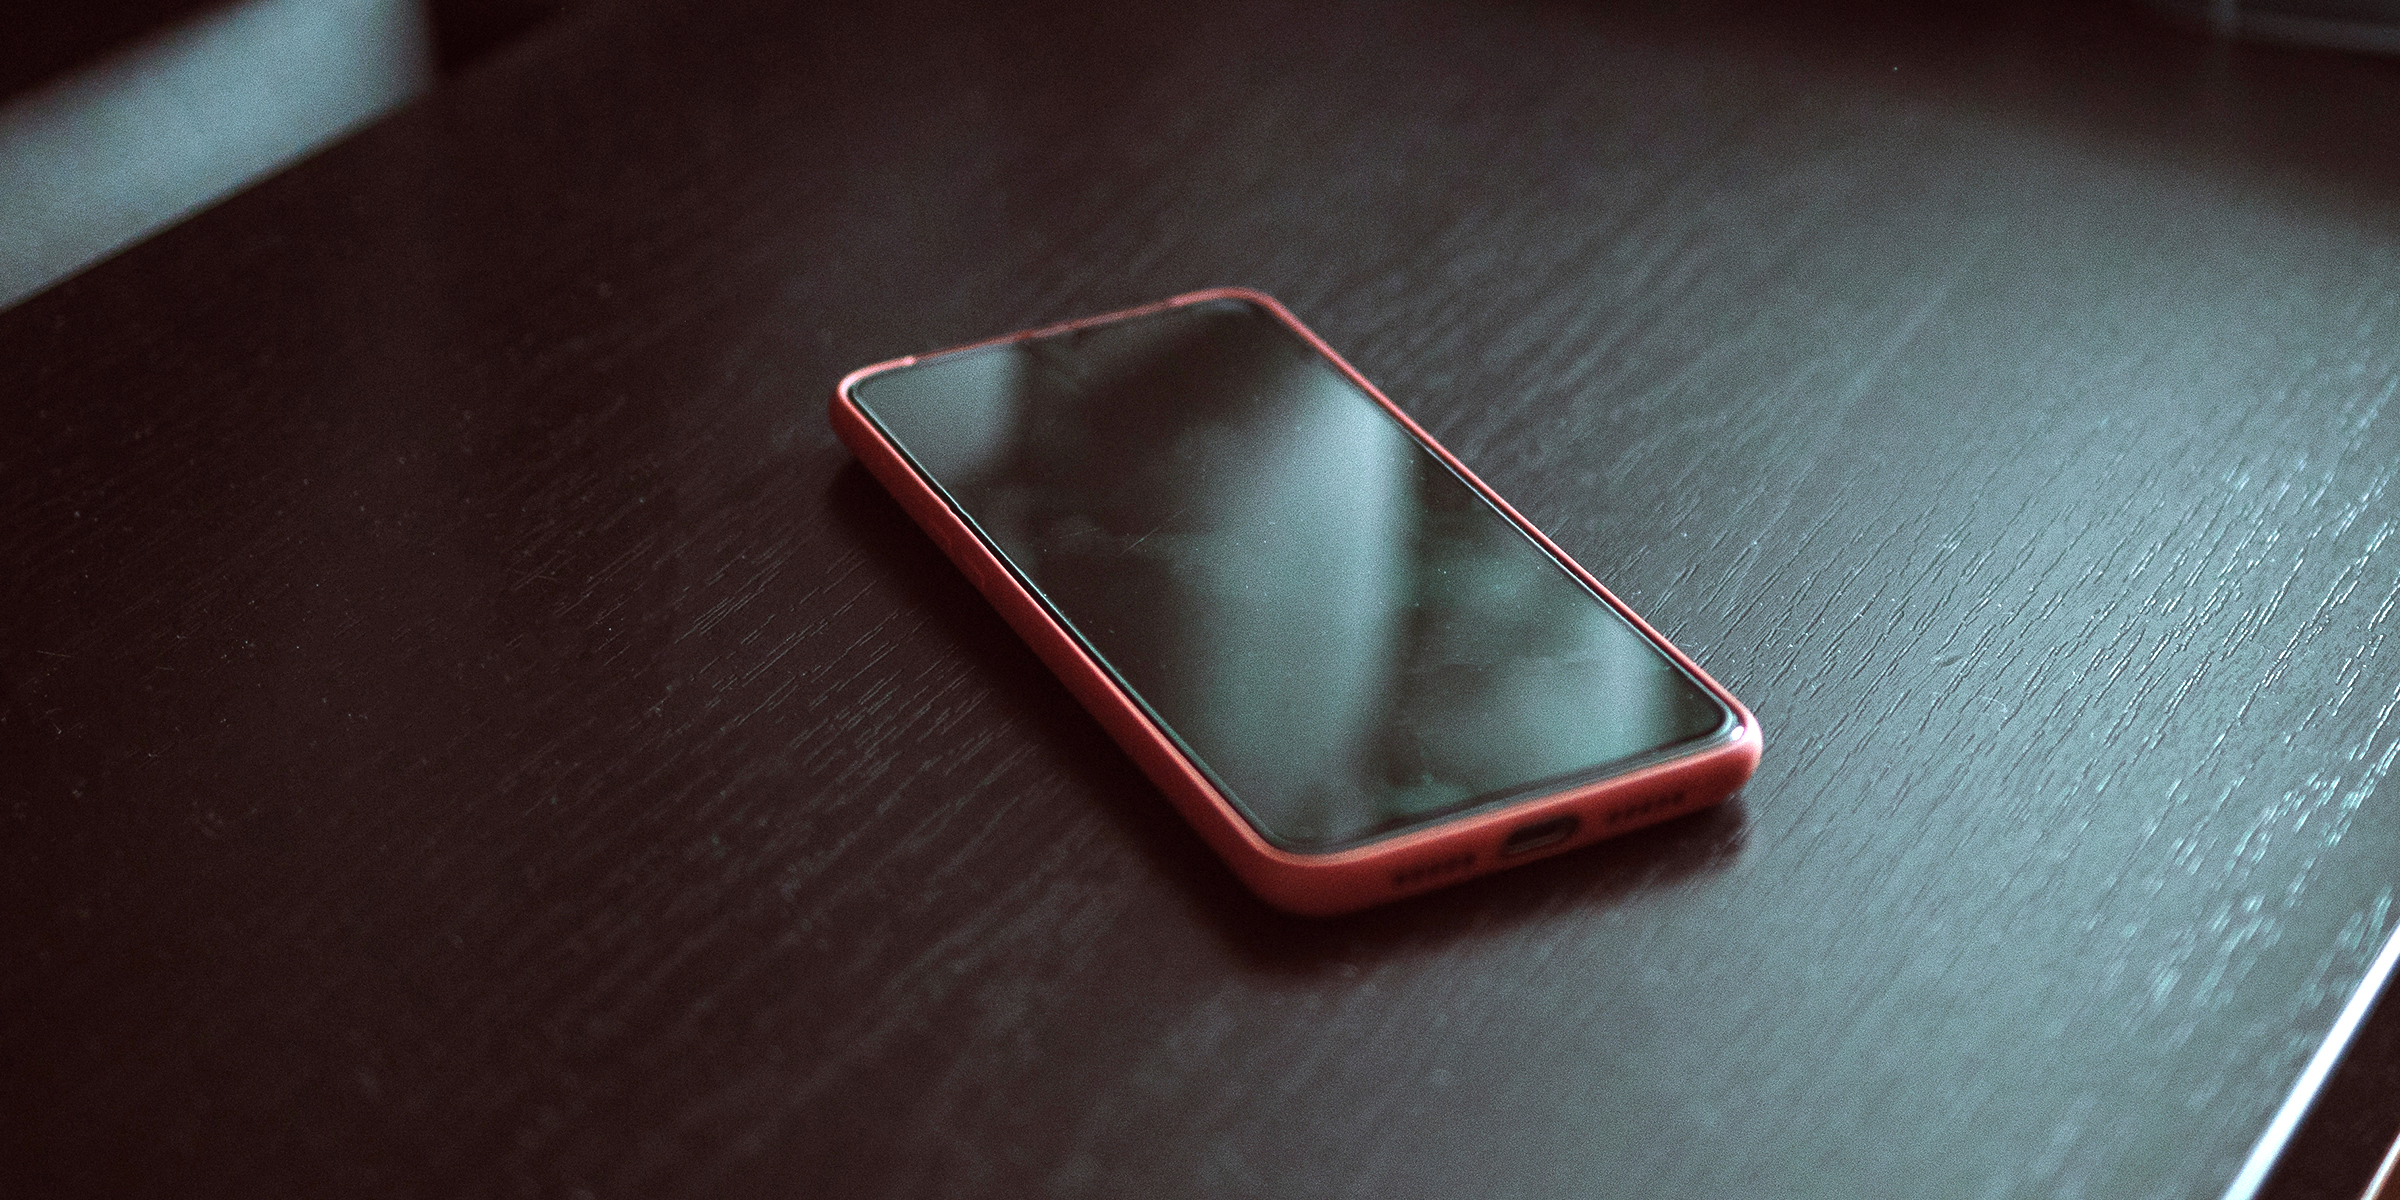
[3,1,2397,1197]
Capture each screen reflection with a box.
[853,298,1729,850]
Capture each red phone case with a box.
[830,288,1761,914]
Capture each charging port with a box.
[1500,815,1579,857]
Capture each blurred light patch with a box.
[2142,0,2400,52]
[0,0,434,310]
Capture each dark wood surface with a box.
[5,1,2398,1196]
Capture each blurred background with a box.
[0,0,575,310]
[9,0,2400,313]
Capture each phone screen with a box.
[849,297,1733,852]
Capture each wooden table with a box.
[6,1,2396,1195]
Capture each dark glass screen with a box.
[851,298,1731,850]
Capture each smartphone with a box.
[830,289,1759,914]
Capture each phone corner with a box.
[1172,285,1290,316]
[832,358,907,411]
[1727,708,1765,790]
[1684,714,1763,813]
